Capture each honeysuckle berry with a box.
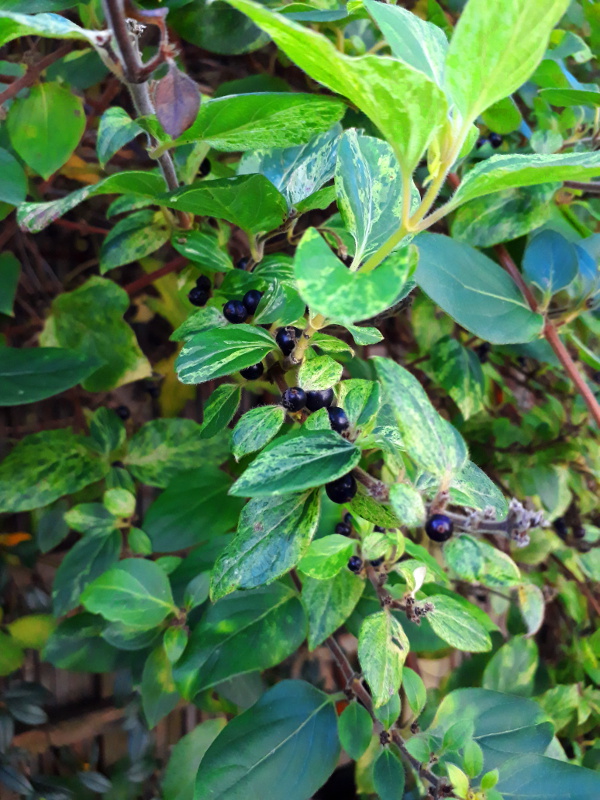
[347,555,362,573]
[476,136,488,148]
[326,473,357,504]
[188,286,209,307]
[343,512,353,525]
[240,362,264,380]
[198,157,211,177]
[328,406,349,434]
[489,132,503,148]
[425,513,453,542]
[335,522,351,536]
[115,405,130,420]
[369,557,384,567]
[305,388,335,412]
[195,274,211,292]
[281,387,306,412]
[573,525,586,539]
[553,518,568,540]
[242,289,263,315]
[275,326,301,356]
[236,256,250,270]
[374,525,385,533]
[223,300,248,324]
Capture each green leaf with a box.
[239,126,340,208]
[540,87,600,106]
[429,336,485,420]
[451,184,557,248]
[103,488,135,518]
[402,666,427,716]
[173,92,345,150]
[17,171,165,233]
[0,11,106,46]
[81,558,175,629]
[415,233,544,344]
[298,354,342,392]
[171,231,233,272]
[302,568,365,650]
[143,466,243,551]
[0,347,101,406]
[338,702,373,760]
[358,611,409,708]
[374,356,468,478]
[159,174,287,234]
[497,754,600,799]
[430,687,553,772]
[195,680,339,800]
[338,379,381,432]
[161,719,226,800]
[99,209,170,274]
[52,532,121,617]
[199,384,241,439]
[7,82,85,179]
[349,488,402,530]
[226,0,448,175]
[298,534,355,580]
[176,324,277,385]
[7,614,56,650]
[373,748,406,800]
[89,407,126,457]
[516,583,545,636]
[450,151,600,208]
[295,228,415,325]
[0,632,24,677]
[427,595,492,652]
[522,229,578,295]
[125,419,228,488]
[444,0,569,121]
[463,739,484,779]
[211,491,320,599]
[450,461,508,518]
[444,535,521,589]
[374,692,401,731]
[364,0,446,85]
[232,405,285,461]
[230,429,361,497]
[0,252,20,317]
[141,644,180,728]
[173,583,306,698]
[389,484,426,529]
[96,107,143,168]
[481,96,523,135]
[335,129,413,267]
[40,276,151,391]
[0,149,26,206]
[171,306,228,342]
[0,429,108,514]
[43,613,119,673]
[64,503,116,537]
[483,636,539,696]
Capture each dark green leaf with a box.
[52,532,121,617]
[99,209,170,274]
[195,680,339,800]
[162,719,226,800]
[497,754,600,799]
[232,405,285,460]
[96,107,143,168]
[373,748,406,800]
[429,336,485,420]
[171,230,233,272]
[338,702,373,760]
[402,666,426,716]
[522,229,579,295]
[199,384,241,439]
[0,252,20,316]
[141,644,180,728]
[303,569,365,650]
[0,148,26,205]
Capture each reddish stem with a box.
[0,43,71,106]
[124,256,187,296]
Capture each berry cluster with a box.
[223,289,263,324]
[476,132,502,149]
[188,274,212,307]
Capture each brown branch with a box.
[13,704,124,755]
[124,255,187,295]
[0,43,71,106]
[494,245,539,311]
[564,180,600,194]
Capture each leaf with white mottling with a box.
[299,354,342,392]
[444,535,521,589]
[427,595,492,652]
[97,108,143,168]
[170,307,228,342]
[450,461,508,518]
[389,484,426,528]
[429,336,485,419]
[516,583,545,636]
[358,611,409,707]
[199,384,241,439]
[232,405,285,461]
[171,231,233,272]
[0,11,108,47]
[302,569,365,650]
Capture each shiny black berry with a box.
[335,522,352,536]
[240,362,264,381]
[281,387,306,412]
[573,525,586,540]
[326,473,357,504]
[223,300,248,324]
[425,514,453,542]
[553,518,568,541]
[343,512,353,525]
[115,405,130,421]
[198,157,211,177]
[328,406,349,434]
[188,286,209,307]
[236,256,250,270]
[374,525,386,533]
[476,136,488,149]
[348,555,362,573]
[275,326,301,357]
[306,388,335,412]
[370,557,384,567]
[195,274,211,292]
[489,132,503,148]
[242,289,263,315]
[476,342,491,363]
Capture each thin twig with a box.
[564,180,600,194]
[0,43,71,106]
[124,255,187,295]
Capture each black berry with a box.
[335,522,352,536]
[369,557,384,567]
[425,514,453,543]
[236,257,250,270]
[198,157,211,177]
[328,406,349,434]
[476,136,488,149]
[144,382,160,398]
[374,525,386,533]
[188,286,209,307]
[242,289,263,315]
[489,132,503,148]
[553,518,568,541]
[348,556,362,573]
[343,512,353,525]
[281,387,306,412]
[573,525,586,540]
[240,362,264,380]
[195,274,211,292]
[306,388,335,411]
[476,342,491,363]
[115,405,130,421]
[326,473,357,504]
[223,300,248,324]
[111,460,125,468]
[275,326,301,357]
